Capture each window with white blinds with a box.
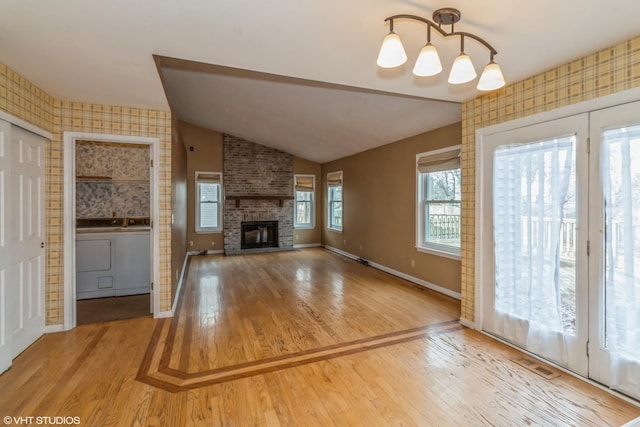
[416,146,461,257]
[196,171,222,233]
[327,171,343,231]
[294,174,315,228]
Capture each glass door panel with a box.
[481,114,589,376]
[590,101,640,400]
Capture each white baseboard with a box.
[622,417,640,427]
[324,245,358,260]
[155,311,173,319]
[45,324,64,333]
[188,249,224,255]
[459,318,475,329]
[293,243,322,249]
[155,251,190,319]
[324,246,461,300]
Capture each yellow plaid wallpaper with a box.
[4,35,640,326]
[460,35,640,322]
[0,63,173,325]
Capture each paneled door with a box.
[10,125,45,358]
[0,120,12,373]
[480,114,590,376]
[589,100,640,400]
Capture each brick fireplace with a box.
[223,135,294,254]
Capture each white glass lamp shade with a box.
[477,61,506,91]
[448,52,477,84]
[376,32,407,68]
[412,43,442,77]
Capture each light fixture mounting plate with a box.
[433,8,461,26]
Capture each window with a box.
[195,171,222,233]
[294,175,315,228]
[327,171,343,231]
[417,147,461,257]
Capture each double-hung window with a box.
[416,146,461,257]
[195,171,222,233]
[327,171,343,231]
[294,175,315,228]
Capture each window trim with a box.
[294,174,315,229]
[195,171,223,234]
[327,170,343,232]
[416,146,461,258]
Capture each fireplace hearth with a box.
[241,221,279,250]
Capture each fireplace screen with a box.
[241,221,279,249]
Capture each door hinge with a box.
[586,340,590,356]
[150,159,154,168]
[587,137,591,153]
[150,220,154,229]
[586,240,590,256]
[150,282,154,291]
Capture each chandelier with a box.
[376,7,505,91]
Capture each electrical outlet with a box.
[211,241,215,246]
[410,259,415,267]
[189,241,194,247]
[343,239,347,245]
[359,244,363,251]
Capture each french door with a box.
[481,115,590,377]
[480,100,640,400]
[589,101,640,400]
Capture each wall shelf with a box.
[76,176,111,181]
[76,176,149,184]
[225,195,294,208]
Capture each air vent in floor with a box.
[512,357,561,380]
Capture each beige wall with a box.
[293,156,322,246]
[321,123,462,294]
[0,63,174,324]
[179,121,224,252]
[460,35,640,322]
[171,117,188,298]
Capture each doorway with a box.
[63,132,160,329]
[476,94,640,401]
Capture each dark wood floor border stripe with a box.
[159,319,461,380]
[159,255,192,370]
[178,325,466,390]
[136,252,465,392]
[136,318,168,383]
[137,323,464,392]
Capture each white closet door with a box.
[10,125,45,358]
[0,120,12,373]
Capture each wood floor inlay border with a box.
[136,253,464,392]
[137,318,463,392]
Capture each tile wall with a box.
[75,141,150,218]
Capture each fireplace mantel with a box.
[226,195,294,208]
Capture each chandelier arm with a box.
[449,31,497,57]
[383,15,498,57]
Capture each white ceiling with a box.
[2,1,640,162]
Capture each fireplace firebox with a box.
[241,221,279,250]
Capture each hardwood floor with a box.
[1,248,638,426]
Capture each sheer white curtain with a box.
[492,136,575,365]
[601,124,640,391]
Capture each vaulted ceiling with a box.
[2,1,640,162]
